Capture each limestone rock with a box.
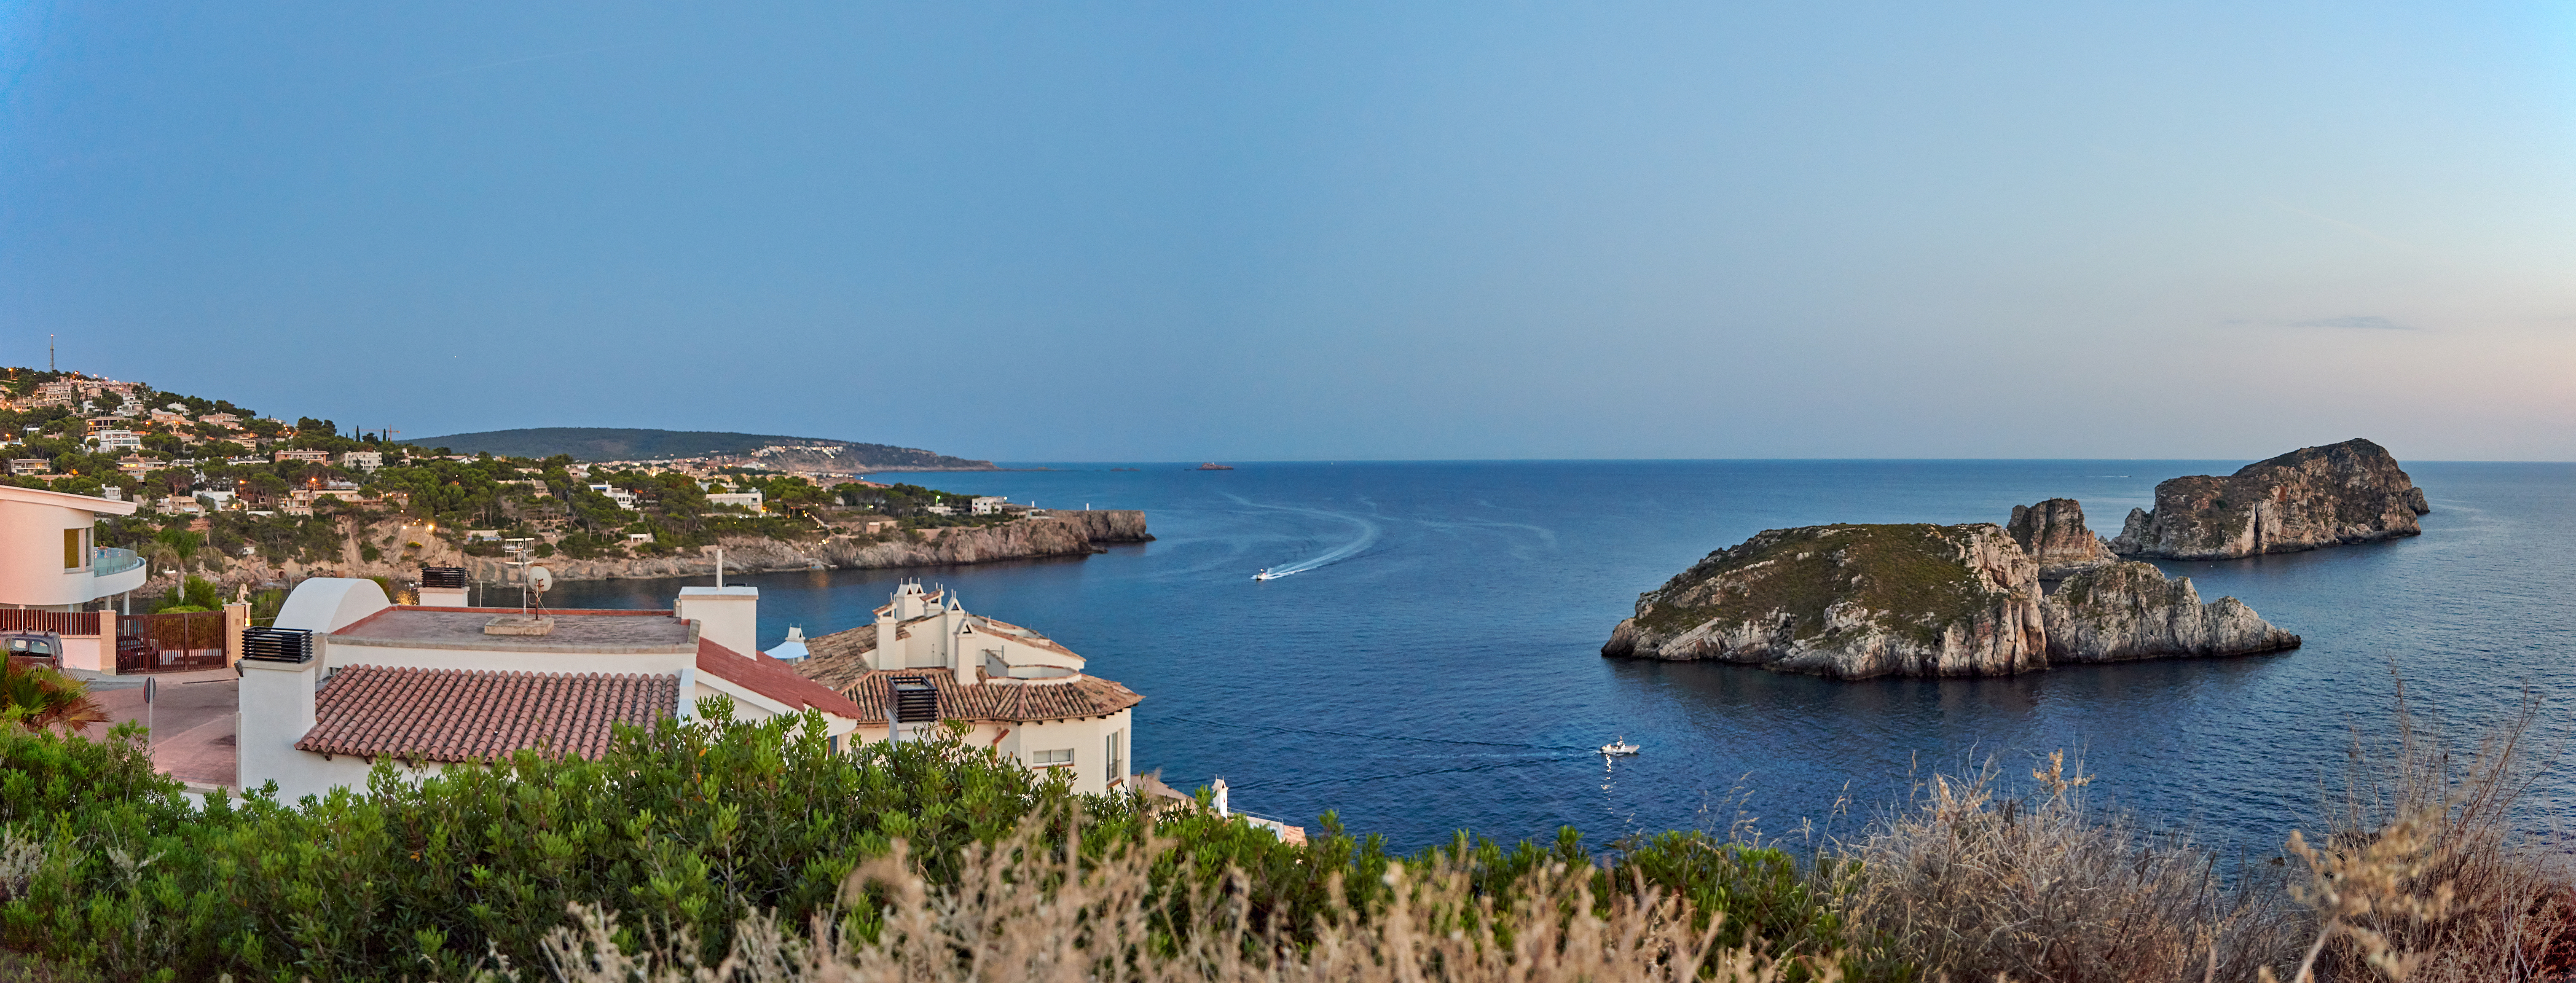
[2043,561,2300,661]
[1599,523,2047,679]
[2108,439,2427,560]
[2005,498,2118,579]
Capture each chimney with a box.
[872,603,899,671]
[952,621,976,687]
[418,566,468,607]
[675,585,759,657]
[235,628,319,796]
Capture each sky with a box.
[2,2,2572,462]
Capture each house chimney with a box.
[675,585,758,657]
[872,603,899,671]
[418,566,468,607]
[235,628,319,795]
[1212,778,1230,818]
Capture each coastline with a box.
[145,510,1151,591]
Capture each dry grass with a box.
[2278,685,2576,981]
[1837,750,2305,982]
[498,824,1843,983]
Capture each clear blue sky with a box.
[4,3,2571,461]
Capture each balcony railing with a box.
[93,547,142,576]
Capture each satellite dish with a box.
[526,566,553,593]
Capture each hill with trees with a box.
[408,427,994,469]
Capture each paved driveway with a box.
[80,668,237,787]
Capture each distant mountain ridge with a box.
[411,427,996,470]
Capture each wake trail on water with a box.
[1223,494,1381,579]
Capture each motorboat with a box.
[1253,568,1281,581]
[1599,738,1640,757]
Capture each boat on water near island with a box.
[1193,462,1235,470]
[1253,568,1280,581]
[1601,738,1640,757]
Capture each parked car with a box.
[116,634,161,672]
[3,632,64,670]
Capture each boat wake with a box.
[1228,495,1379,581]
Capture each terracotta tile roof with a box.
[831,669,1142,725]
[695,639,865,719]
[298,665,676,763]
[796,623,880,690]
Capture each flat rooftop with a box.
[330,607,696,652]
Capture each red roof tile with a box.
[829,669,1142,725]
[695,639,865,720]
[298,665,676,763]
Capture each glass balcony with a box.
[93,547,142,576]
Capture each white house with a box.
[587,483,637,510]
[969,496,1007,516]
[339,450,382,472]
[243,575,861,800]
[794,581,1140,795]
[0,485,148,671]
[90,430,142,452]
[706,490,764,513]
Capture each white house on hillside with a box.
[243,575,860,800]
[0,485,147,670]
[795,581,1140,795]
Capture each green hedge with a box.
[0,702,1886,981]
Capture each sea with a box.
[549,460,2576,855]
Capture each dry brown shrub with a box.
[502,821,1843,983]
[1837,749,2305,982]
[2275,684,2576,982]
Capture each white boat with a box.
[1253,568,1280,581]
[1599,739,1640,757]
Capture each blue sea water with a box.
[549,460,2576,854]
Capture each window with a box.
[1030,748,1073,768]
[1107,729,1125,784]
[62,528,89,571]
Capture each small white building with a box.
[90,430,142,452]
[794,581,1140,795]
[587,483,638,510]
[969,496,1007,516]
[243,576,862,800]
[339,450,383,472]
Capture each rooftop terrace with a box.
[330,607,697,652]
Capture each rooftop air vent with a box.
[420,567,467,589]
[890,678,940,724]
[240,627,314,664]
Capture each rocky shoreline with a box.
[143,510,1152,595]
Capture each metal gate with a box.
[115,612,228,674]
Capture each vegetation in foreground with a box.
[0,684,2565,981]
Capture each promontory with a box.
[1601,502,2297,680]
[2109,438,2428,560]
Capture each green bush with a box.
[0,704,1879,981]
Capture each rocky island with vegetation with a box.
[2109,438,2430,559]
[1602,492,2302,678]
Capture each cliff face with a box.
[2005,499,2118,579]
[1599,524,2048,680]
[2043,561,2300,661]
[2108,439,2428,560]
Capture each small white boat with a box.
[1600,738,1640,757]
[1253,568,1280,581]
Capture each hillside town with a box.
[0,367,1198,839]
[0,369,1111,603]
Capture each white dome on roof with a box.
[765,626,809,662]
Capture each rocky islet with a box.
[1598,441,2428,679]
